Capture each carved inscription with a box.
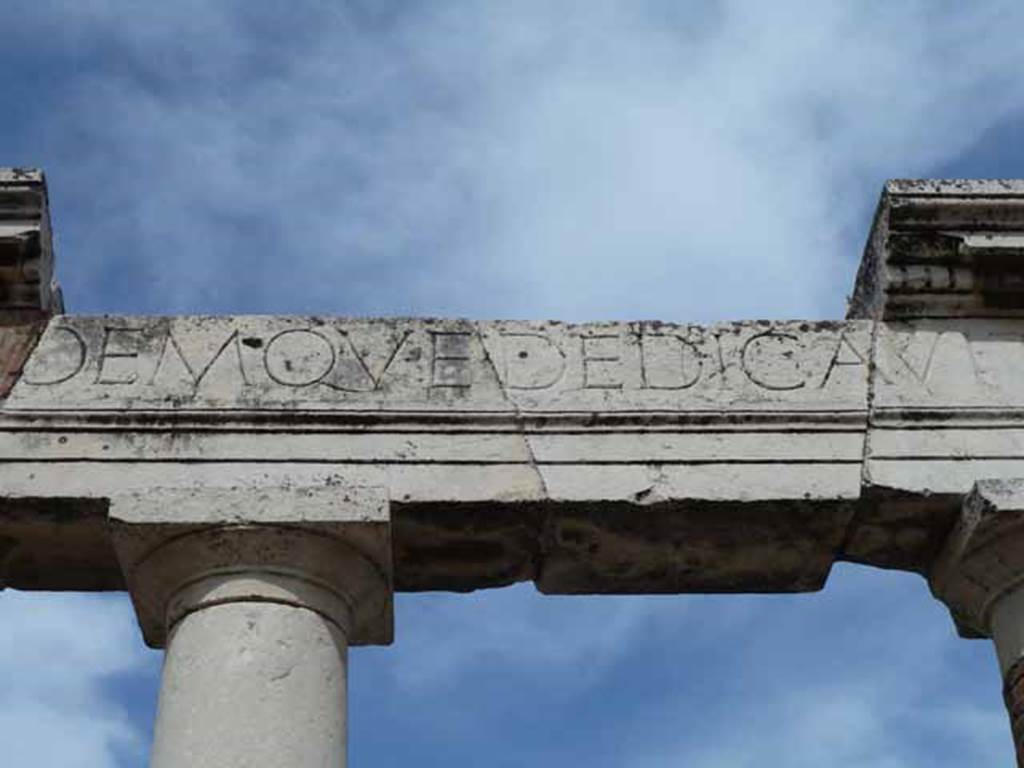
[740,331,806,391]
[20,325,85,386]
[872,319,1024,408]
[8,317,878,411]
[499,332,566,390]
[638,333,702,390]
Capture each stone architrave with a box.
[1,315,874,595]
[5,174,1024,763]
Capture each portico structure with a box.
[4,169,1024,764]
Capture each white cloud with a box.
[613,565,1014,767]
[626,678,1011,768]
[458,1,1024,320]
[0,591,157,767]
[28,1,1024,320]
[384,584,658,691]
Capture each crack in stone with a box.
[476,330,550,500]
[270,665,295,682]
[835,319,880,560]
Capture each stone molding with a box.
[850,180,1024,320]
[109,485,393,647]
[0,169,61,313]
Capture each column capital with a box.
[930,479,1024,639]
[931,479,1024,765]
[109,484,393,648]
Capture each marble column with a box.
[109,486,392,768]
[931,480,1024,766]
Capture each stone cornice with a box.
[0,168,61,314]
[849,180,1024,319]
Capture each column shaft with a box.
[151,599,349,768]
[992,587,1024,766]
[1003,658,1024,767]
[109,487,392,767]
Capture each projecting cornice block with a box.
[849,180,1024,319]
[0,169,62,314]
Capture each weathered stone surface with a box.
[535,499,856,595]
[930,480,1024,640]
[0,316,871,595]
[930,479,1024,767]
[6,177,1024,602]
[850,179,1024,320]
[7,309,1024,589]
[0,313,47,398]
[1003,656,1024,767]
[0,496,118,590]
[14,171,1024,765]
[0,169,61,313]
[150,601,350,768]
[110,485,392,646]
[843,318,1024,572]
[113,485,389,768]
[6,316,870,411]
[842,179,1024,570]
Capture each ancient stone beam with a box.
[0,316,871,596]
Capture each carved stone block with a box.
[0,169,61,313]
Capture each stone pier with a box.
[4,170,1024,762]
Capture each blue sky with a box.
[1,1,1024,765]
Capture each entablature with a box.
[5,174,1024,621]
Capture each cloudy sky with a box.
[2,1,1024,765]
